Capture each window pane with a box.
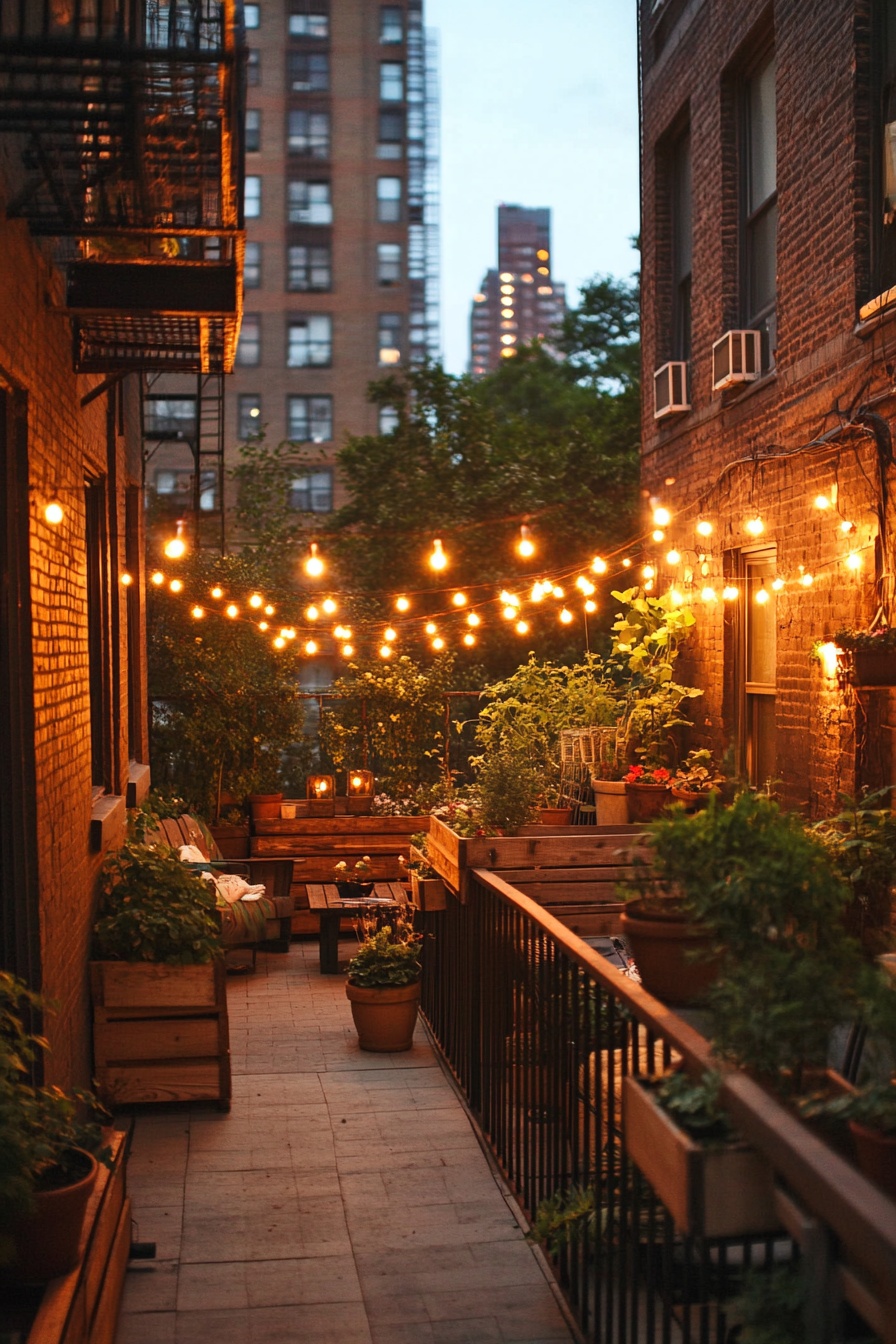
[144,398,196,436]
[287,180,332,225]
[377,242,401,283]
[288,395,333,441]
[380,6,403,42]
[748,53,777,212]
[245,108,261,152]
[288,12,328,36]
[288,50,330,91]
[378,405,399,433]
[287,243,331,290]
[238,394,263,438]
[237,314,261,365]
[244,3,260,27]
[247,49,260,84]
[377,176,401,221]
[288,110,330,158]
[746,558,776,686]
[287,315,332,366]
[748,199,777,321]
[380,61,404,101]
[244,175,261,218]
[244,241,262,288]
[378,312,401,364]
[289,470,333,512]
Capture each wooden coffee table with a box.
[306,881,409,974]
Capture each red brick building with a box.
[639,0,896,814]
[0,1,244,1090]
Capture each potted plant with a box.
[670,748,725,808]
[832,626,896,687]
[472,740,543,835]
[0,972,112,1281]
[90,825,231,1108]
[400,840,447,912]
[812,787,896,956]
[333,855,376,899]
[536,775,575,827]
[345,910,423,1051]
[209,805,251,859]
[622,762,673,823]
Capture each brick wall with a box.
[639,0,895,815]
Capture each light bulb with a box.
[772,577,785,591]
[425,621,437,636]
[44,500,64,525]
[396,595,410,612]
[463,632,476,647]
[745,515,765,537]
[452,591,467,607]
[120,572,133,586]
[466,612,481,627]
[304,639,318,655]
[273,636,286,650]
[379,644,393,658]
[814,494,831,511]
[652,529,665,543]
[384,627,397,642]
[696,519,713,538]
[622,558,632,569]
[591,556,608,574]
[799,571,814,587]
[151,571,165,586]
[642,565,656,580]
[644,579,655,592]
[559,608,573,624]
[584,599,597,613]
[264,604,275,616]
[531,582,545,601]
[169,579,183,593]
[722,584,739,601]
[516,525,536,559]
[306,605,319,621]
[502,605,517,620]
[755,584,770,605]
[666,549,681,566]
[669,587,684,606]
[211,586,223,599]
[818,641,840,678]
[191,605,204,619]
[304,542,325,578]
[515,619,529,635]
[552,585,565,599]
[653,506,672,527]
[701,586,717,603]
[259,621,268,632]
[249,593,263,608]
[499,590,519,607]
[322,597,337,614]
[226,603,238,618]
[164,535,186,559]
[284,628,296,640]
[845,551,862,571]
[840,519,856,535]
[432,636,445,650]
[429,538,448,571]
[341,643,353,657]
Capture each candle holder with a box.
[306,773,335,816]
[346,768,374,815]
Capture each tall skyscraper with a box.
[144,0,440,544]
[469,204,566,375]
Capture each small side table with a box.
[306,881,409,974]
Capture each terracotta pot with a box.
[591,779,629,827]
[538,807,574,826]
[13,1149,98,1281]
[620,899,719,1006]
[670,786,716,810]
[624,782,672,823]
[849,1121,896,1198]
[346,980,421,1051]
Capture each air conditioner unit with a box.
[653,361,690,420]
[712,330,762,391]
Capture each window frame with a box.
[380,5,404,43]
[287,314,333,368]
[287,394,334,443]
[287,242,332,291]
[287,49,330,92]
[244,174,262,218]
[244,240,262,289]
[740,47,777,369]
[245,107,261,153]
[236,313,261,366]
[288,11,329,38]
[287,179,333,225]
[377,311,402,364]
[288,468,334,513]
[377,175,402,222]
[287,108,330,159]
[379,61,404,102]
[237,394,263,439]
[376,241,402,285]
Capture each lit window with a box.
[288,395,333,442]
[377,176,402,222]
[380,62,404,101]
[244,241,262,289]
[244,175,261,218]
[289,470,333,513]
[238,394,263,438]
[244,4,260,28]
[236,313,261,365]
[377,242,402,284]
[380,5,403,42]
[378,312,402,364]
[245,108,261,153]
[287,179,332,224]
[378,405,399,434]
[144,398,196,437]
[288,109,330,158]
[154,469,217,511]
[288,11,328,37]
[287,243,332,291]
[288,50,329,92]
[287,314,332,367]
[377,109,403,158]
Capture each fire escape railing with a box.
[0,0,246,373]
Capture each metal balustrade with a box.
[419,868,896,1344]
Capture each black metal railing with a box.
[420,869,896,1344]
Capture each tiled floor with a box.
[116,938,576,1344]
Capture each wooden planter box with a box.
[90,961,231,1111]
[411,871,447,912]
[622,1076,780,1239]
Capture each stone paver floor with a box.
[116,937,576,1344]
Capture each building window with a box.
[377,176,402,222]
[287,314,332,366]
[288,11,328,37]
[380,5,403,42]
[742,49,777,368]
[247,49,260,84]
[289,469,333,512]
[245,108,261,153]
[288,109,330,158]
[287,179,332,224]
[237,313,261,365]
[244,175,261,218]
[378,312,402,364]
[238,394,263,438]
[380,62,404,102]
[740,549,777,789]
[671,127,692,360]
[377,242,402,284]
[288,395,333,442]
[85,477,111,790]
[244,3,260,27]
[378,405,399,434]
[144,397,196,438]
[244,241,262,288]
[288,50,330,91]
[287,243,332,291]
[377,109,404,158]
[154,469,217,512]
[873,1,896,296]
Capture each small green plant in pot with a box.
[94,836,222,965]
[346,910,423,1052]
[0,973,112,1279]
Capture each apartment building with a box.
[469,204,566,374]
[639,0,896,814]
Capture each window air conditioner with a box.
[653,361,690,420]
[711,330,762,392]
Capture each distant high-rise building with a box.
[469,204,566,375]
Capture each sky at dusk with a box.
[425,0,641,375]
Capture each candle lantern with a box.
[306,773,335,816]
[346,769,374,815]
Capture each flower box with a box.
[622,1075,780,1239]
[411,870,447,912]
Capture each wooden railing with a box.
[419,869,896,1344]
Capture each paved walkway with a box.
[116,937,576,1344]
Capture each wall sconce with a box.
[306,773,335,815]
[346,769,375,814]
[817,642,841,680]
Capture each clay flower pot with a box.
[624,782,672,823]
[13,1149,98,1281]
[538,806,574,826]
[619,899,719,1006]
[591,779,629,827]
[345,980,421,1051]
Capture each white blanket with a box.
[178,845,265,903]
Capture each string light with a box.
[652,529,665,543]
[622,558,632,569]
[502,605,518,620]
[499,589,520,607]
[771,576,785,591]
[814,493,832,511]
[306,605,320,621]
[463,632,476,647]
[755,582,770,605]
[666,549,681,566]
[304,638,318,655]
[845,551,862,571]
[591,556,608,574]
[151,571,165,586]
[384,627,397,642]
[531,582,546,601]
[169,579,183,593]
[211,586,223,599]
[341,643,354,657]
[322,597,337,614]
[516,524,536,559]
[44,500,64,525]
[425,621,437,636]
[669,587,684,605]
[799,568,814,588]
[120,572,133,586]
[191,605,204,619]
[722,584,739,601]
[249,593,263,608]
[428,538,448,571]
[164,519,188,559]
[840,519,856,535]
[264,604,275,616]
[584,599,597,613]
[552,585,565,599]
[225,603,238,618]
[515,619,530,635]
[653,505,672,527]
[701,586,717,603]
[559,608,573,624]
[259,621,269,632]
[379,643,393,658]
[432,635,445,650]
[466,612,481,627]
[304,542,325,578]
[396,595,410,612]
[273,636,286,650]
[818,641,840,678]
[642,565,656,580]
[745,514,765,537]
[452,591,468,607]
[696,519,713,538]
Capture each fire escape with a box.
[0,0,245,549]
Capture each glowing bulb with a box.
[559,608,573,624]
[284,628,296,640]
[333,625,347,640]
[553,586,565,599]
[517,525,536,559]
[44,500,64,525]
[531,582,545,601]
[515,619,529,635]
[696,519,713,538]
[304,639,318,655]
[304,542,325,578]
[463,633,476,647]
[306,605,320,621]
[584,599,597,613]
[384,627,397,641]
[259,621,269,632]
[755,585,770,605]
[211,586,223,599]
[466,612,481,627]
[840,520,856,535]
[845,551,862,571]
[622,558,632,569]
[429,538,448,571]
[592,556,608,574]
[225,603,238,618]
[120,572,133,586]
[379,644,393,658]
[771,576,785,591]
[264,604,275,616]
[322,597,337,614]
[666,549,681,566]
[669,588,684,606]
[169,579,183,593]
[164,535,186,559]
[642,565,656,580]
[151,571,165,586]
[818,641,840,678]
[351,774,364,790]
[425,621,437,636]
[799,571,814,588]
[502,605,517,620]
[432,636,445,651]
[722,584,740,601]
[644,579,655,592]
[341,643,354,657]
[191,605,204,619]
[653,506,672,527]
[745,515,765,537]
[814,494,831,511]
[452,591,468,607]
[652,529,665,543]
[396,595,410,612]
[701,586,717,603]
[249,593,263,608]
[499,590,519,607]
[273,636,286,650]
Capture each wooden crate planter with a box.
[411,871,447,912]
[90,961,231,1111]
[622,1076,780,1239]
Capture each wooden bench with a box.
[147,814,295,958]
[306,881,409,974]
